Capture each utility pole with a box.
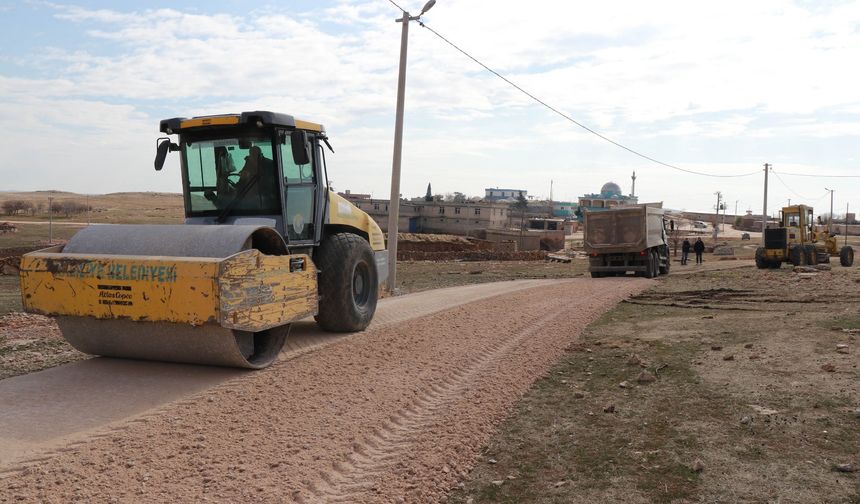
[846,202,850,247]
[762,163,770,243]
[714,191,722,233]
[548,180,554,218]
[48,196,53,244]
[386,0,436,293]
[825,187,834,234]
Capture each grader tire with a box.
[755,247,767,269]
[789,245,805,266]
[840,246,854,267]
[804,245,817,266]
[314,233,378,332]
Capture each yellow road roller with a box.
[19,111,388,368]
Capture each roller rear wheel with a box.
[314,233,379,332]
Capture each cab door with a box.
[278,132,316,243]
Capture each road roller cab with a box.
[19,111,387,368]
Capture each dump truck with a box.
[19,111,387,368]
[756,204,853,269]
[584,206,670,278]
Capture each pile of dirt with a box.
[0,247,41,275]
[0,312,82,379]
[0,245,64,275]
[397,233,494,253]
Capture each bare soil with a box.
[0,313,79,380]
[453,264,860,504]
[0,279,647,503]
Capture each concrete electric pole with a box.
[386,0,436,293]
[762,163,770,243]
[714,191,722,233]
[825,187,835,234]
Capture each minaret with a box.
[425,183,432,202]
[631,171,636,198]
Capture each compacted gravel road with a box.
[0,277,647,503]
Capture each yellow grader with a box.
[756,204,854,269]
[19,111,387,368]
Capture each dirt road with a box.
[0,278,646,503]
[0,279,555,468]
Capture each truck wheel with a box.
[314,233,378,332]
[789,245,805,266]
[645,250,657,278]
[755,247,767,269]
[840,246,854,267]
[803,245,817,265]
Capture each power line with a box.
[772,169,860,178]
[385,0,406,13]
[412,22,760,179]
[771,170,829,202]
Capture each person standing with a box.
[694,237,705,264]
[681,238,692,265]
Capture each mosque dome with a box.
[600,181,623,197]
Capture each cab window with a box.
[183,136,279,216]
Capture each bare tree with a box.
[2,199,30,216]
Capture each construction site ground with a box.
[1,232,857,502]
[453,264,860,504]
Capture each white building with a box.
[484,188,527,201]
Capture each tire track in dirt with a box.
[308,308,570,503]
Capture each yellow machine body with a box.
[20,247,317,332]
[17,111,385,368]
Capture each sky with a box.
[0,0,859,215]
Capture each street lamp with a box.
[386,0,436,293]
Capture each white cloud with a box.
[1,0,859,213]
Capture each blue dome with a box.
[600,182,622,197]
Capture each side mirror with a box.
[154,137,179,171]
[290,130,310,166]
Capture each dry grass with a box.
[0,191,184,227]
